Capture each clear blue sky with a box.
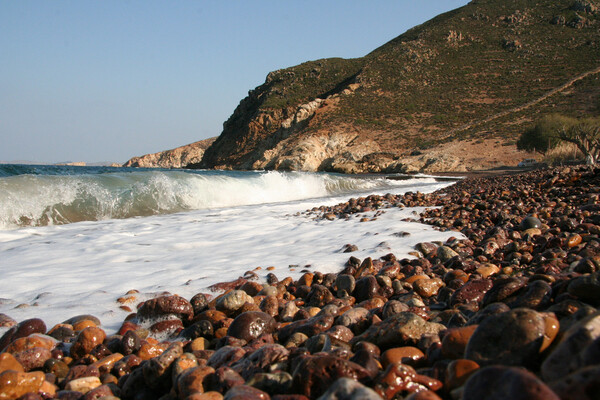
[0,0,469,164]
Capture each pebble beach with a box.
[1,165,599,400]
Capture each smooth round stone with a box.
[523,228,542,236]
[48,326,76,342]
[520,216,542,231]
[137,342,165,361]
[405,275,431,285]
[235,344,289,380]
[0,370,45,399]
[382,300,410,320]
[216,290,254,315]
[297,273,314,287]
[441,325,478,360]
[550,365,600,400]
[508,280,552,310]
[203,366,244,394]
[149,318,184,339]
[465,308,548,367]
[4,334,57,355]
[541,312,600,382]
[437,246,459,262]
[14,347,52,371]
[462,366,559,400]
[222,384,270,400]
[568,272,600,304]
[445,359,480,390]
[567,233,583,248]
[291,355,371,398]
[476,263,500,278]
[72,319,97,332]
[356,257,375,278]
[284,332,309,348]
[334,274,356,294]
[207,346,247,370]
[326,325,354,342]
[63,315,101,327]
[142,342,183,389]
[177,366,216,398]
[316,377,381,400]
[89,353,123,375]
[377,275,393,289]
[137,294,194,322]
[120,330,141,355]
[404,391,443,400]
[227,311,276,343]
[0,318,47,352]
[413,278,445,298]
[258,285,278,297]
[450,279,493,308]
[112,354,142,377]
[0,314,16,329]
[334,307,370,335]
[171,353,199,385]
[381,346,425,368]
[280,315,336,343]
[481,278,527,307]
[416,242,438,257]
[353,276,380,303]
[305,334,332,354]
[70,327,106,360]
[64,376,102,394]
[373,363,442,399]
[82,384,118,399]
[186,391,224,400]
[443,270,469,284]
[357,297,386,310]
[245,371,293,394]
[196,310,228,325]
[0,353,24,374]
[190,293,210,315]
[351,312,445,350]
[259,296,279,318]
[279,301,300,322]
[180,320,214,341]
[306,285,334,308]
[239,281,263,296]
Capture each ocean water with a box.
[0,165,462,334]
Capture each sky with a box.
[0,1,470,164]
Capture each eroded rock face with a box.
[123,137,216,168]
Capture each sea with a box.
[0,164,462,334]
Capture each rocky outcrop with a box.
[123,138,216,169]
[190,0,599,173]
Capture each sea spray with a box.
[0,166,440,229]
[0,165,458,332]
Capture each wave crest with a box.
[0,169,431,229]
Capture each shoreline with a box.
[0,165,599,399]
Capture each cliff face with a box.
[194,0,600,173]
[123,138,216,169]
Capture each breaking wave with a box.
[0,166,440,229]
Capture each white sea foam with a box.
[0,169,437,229]
[0,172,461,335]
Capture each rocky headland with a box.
[123,138,216,169]
[1,165,599,399]
[189,0,599,174]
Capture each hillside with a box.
[192,0,600,173]
[123,137,216,169]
